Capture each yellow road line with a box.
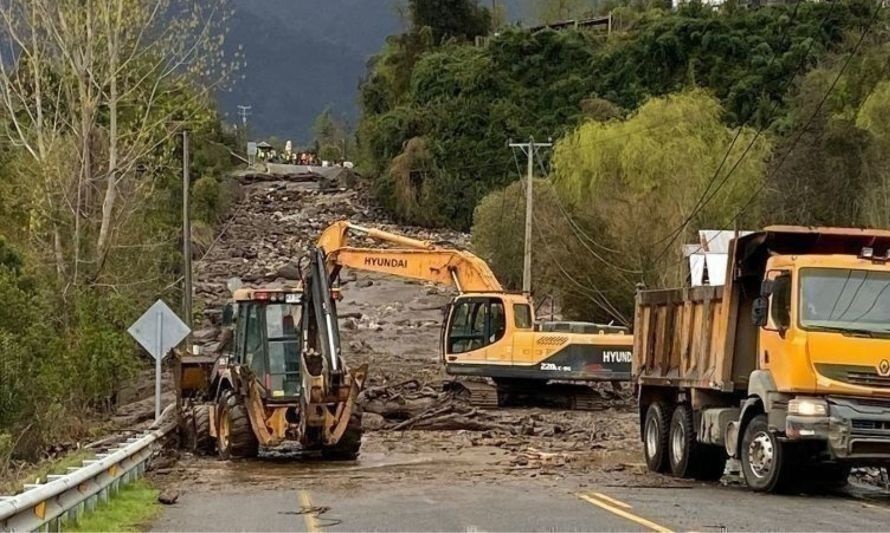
[590,491,633,509]
[577,493,673,533]
[299,490,320,533]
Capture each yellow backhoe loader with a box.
[315,220,633,408]
[177,249,365,459]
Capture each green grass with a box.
[66,479,160,532]
[1,450,93,495]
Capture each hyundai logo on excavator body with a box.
[364,257,408,269]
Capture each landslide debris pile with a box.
[188,172,640,467]
[359,379,635,450]
[191,176,465,349]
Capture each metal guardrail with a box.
[0,418,176,532]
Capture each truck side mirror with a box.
[222,303,234,327]
[752,297,768,327]
[760,279,774,297]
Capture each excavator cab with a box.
[442,294,534,364]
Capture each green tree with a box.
[312,107,355,162]
[552,90,771,288]
[528,0,599,24]
[409,0,491,43]
[359,2,866,231]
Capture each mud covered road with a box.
[150,175,890,531]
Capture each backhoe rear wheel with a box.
[186,403,214,455]
[216,390,258,460]
[321,409,363,460]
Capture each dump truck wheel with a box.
[668,404,696,477]
[216,390,258,460]
[643,402,670,473]
[741,414,792,492]
[667,404,726,480]
[321,409,363,460]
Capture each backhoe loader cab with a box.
[228,288,303,400]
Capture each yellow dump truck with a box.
[634,226,890,492]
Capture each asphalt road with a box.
[152,477,890,532]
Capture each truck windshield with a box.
[800,268,890,334]
[265,304,300,397]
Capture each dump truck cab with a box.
[749,245,890,462]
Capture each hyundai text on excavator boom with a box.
[315,220,634,408]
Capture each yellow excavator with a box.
[315,221,634,408]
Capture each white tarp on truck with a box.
[684,230,752,287]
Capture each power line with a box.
[657,0,885,275]
[532,208,631,325]
[647,0,826,262]
[535,155,620,255]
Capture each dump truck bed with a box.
[633,284,751,392]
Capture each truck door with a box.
[761,270,792,377]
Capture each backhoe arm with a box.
[317,221,503,293]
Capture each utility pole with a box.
[182,130,193,332]
[509,136,552,297]
[237,105,251,129]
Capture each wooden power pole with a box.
[509,137,552,297]
[182,130,193,330]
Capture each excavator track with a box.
[447,380,500,409]
[494,379,613,411]
[448,378,616,411]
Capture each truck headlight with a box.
[788,397,828,417]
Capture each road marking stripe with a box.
[590,491,633,509]
[577,493,673,533]
[299,490,320,533]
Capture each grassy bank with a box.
[67,479,160,532]
[0,450,93,495]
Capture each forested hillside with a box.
[357,0,889,323]
[0,0,239,467]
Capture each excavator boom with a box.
[319,221,503,292]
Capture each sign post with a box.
[128,300,191,421]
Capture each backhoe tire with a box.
[668,404,726,481]
[643,402,670,473]
[741,414,793,493]
[321,409,363,461]
[184,404,216,454]
[216,390,258,460]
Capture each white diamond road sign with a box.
[127,299,190,361]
